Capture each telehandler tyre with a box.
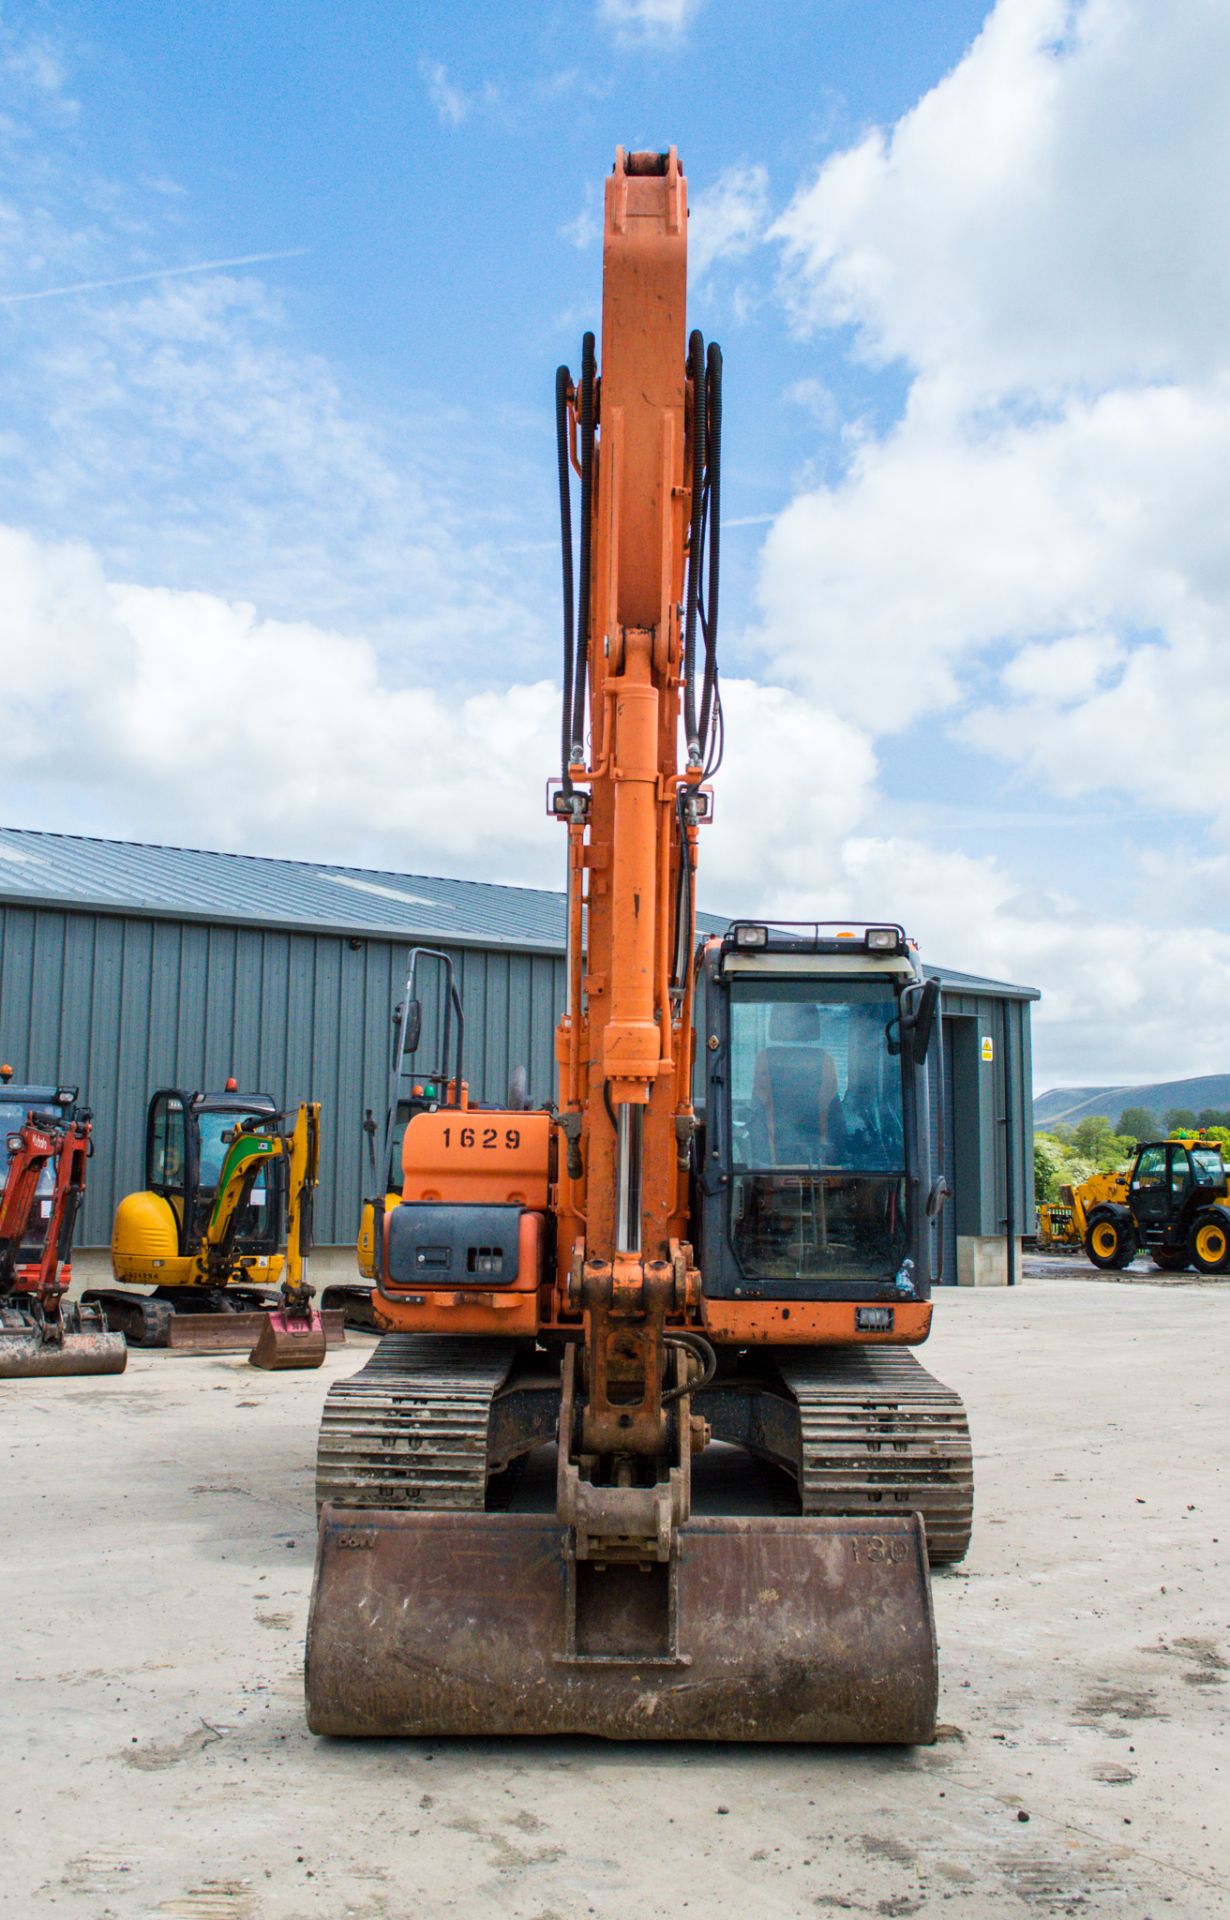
[1152,1247,1190,1272]
[1189,1211,1230,1275]
[1086,1211,1136,1270]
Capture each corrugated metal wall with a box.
[0,906,565,1245]
[930,989,1036,1264]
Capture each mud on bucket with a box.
[304,1506,937,1744]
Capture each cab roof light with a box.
[733,924,768,948]
[866,927,902,953]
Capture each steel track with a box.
[314,1334,516,1513]
[774,1347,974,1564]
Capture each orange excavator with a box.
[305,148,971,1743]
[0,1076,127,1378]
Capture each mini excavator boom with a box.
[306,149,971,1743]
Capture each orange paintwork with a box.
[390,150,926,1365]
[554,147,694,1285]
[402,1109,551,1207]
[375,1209,545,1339]
[700,1299,933,1347]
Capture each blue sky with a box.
[2,0,1229,1090]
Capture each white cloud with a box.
[756,374,1230,735]
[560,187,600,251]
[421,60,471,127]
[703,679,878,908]
[598,0,705,47]
[753,0,1230,1084]
[697,681,1230,1084]
[688,165,770,280]
[0,526,561,881]
[773,0,1230,398]
[786,378,838,430]
[761,0,1230,795]
[999,631,1123,704]
[2,511,1225,1087]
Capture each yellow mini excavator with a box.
[88,1086,342,1364]
[303,149,972,1744]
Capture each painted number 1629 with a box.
[441,1126,522,1151]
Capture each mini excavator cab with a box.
[697,924,945,1311]
[145,1087,283,1257]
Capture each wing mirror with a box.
[402,998,423,1054]
[901,978,940,1065]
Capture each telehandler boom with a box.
[306,149,971,1743]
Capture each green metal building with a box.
[0,828,1037,1279]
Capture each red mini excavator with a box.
[305,149,972,1743]
[0,1074,127,1378]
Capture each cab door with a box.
[1128,1144,1169,1233]
[1166,1144,1194,1229]
[145,1090,189,1250]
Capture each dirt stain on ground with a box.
[1073,1684,1164,1724]
[1146,1634,1228,1688]
[123,1721,224,1770]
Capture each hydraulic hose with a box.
[698,341,722,752]
[682,328,707,765]
[671,787,693,993]
[555,364,575,788]
[661,1329,717,1404]
[571,332,597,767]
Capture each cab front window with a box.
[728,979,908,1282]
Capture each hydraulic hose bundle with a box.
[555,334,597,791]
[555,329,721,786]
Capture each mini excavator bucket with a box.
[305,1507,937,1743]
[0,1306,127,1380]
[249,1304,328,1371]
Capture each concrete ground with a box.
[3,1277,1227,1920]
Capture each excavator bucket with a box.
[0,1317,128,1380]
[249,1305,328,1371]
[305,1507,937,1743]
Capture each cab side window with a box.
[1132,1145,1166,1189]
[1169,1147,1192,1202]
[148,1095,187,1192]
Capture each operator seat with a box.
[752,1003,842,1166]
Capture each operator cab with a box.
[696,924,941,1302]
[0,1081,80,1265]
[145,1087,281,1253]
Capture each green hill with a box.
[1034,1075,1230,1130]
